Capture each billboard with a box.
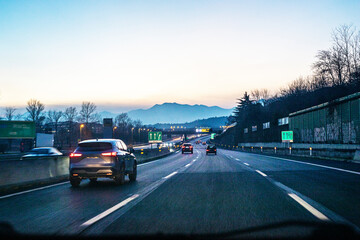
[0,121,36,139]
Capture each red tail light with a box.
[190,146,193,149]
[70,153,82,157]
[102,152,117,156]
[206,149,209,151]
[182,146,185,149]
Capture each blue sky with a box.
[0,0,359,112]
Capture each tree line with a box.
[228,24,360,144]
[1,100,145,148]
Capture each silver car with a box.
[21,147,63,160]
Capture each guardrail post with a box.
[310,147,312,156]
[274,147,277,154]
[289,147,292,155]
[261,146,263,153]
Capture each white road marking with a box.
[81,194,139,227]
[253,154,360,176]
[185,163,192,168]
[244,163,250,166]
[288,193,329,221]
[163,171,178,179]
[0,181,69,200]
[138,159,162,167]
[255,170,267,177]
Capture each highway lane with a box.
[223,150,360,229]
[1,140,359,238]
[0,139,206,234]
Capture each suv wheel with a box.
[129,163,137,182]
[114,165,125,185]
[70,178,81,187]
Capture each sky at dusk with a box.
[0,0,359,112]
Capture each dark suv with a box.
[182,143,193,154]
[69,139,137,187]
[206,145,217,155]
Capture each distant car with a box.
[21,147,63,160]
[69,139,137,187]
[202,142,206,145]
[206,145,217,155]
[182,143,193,154]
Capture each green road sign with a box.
[281,131,293,142]
[0,121,36,139]
[148,131,162,143]
[210,133,216,140]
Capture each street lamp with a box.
[131,127,134,144]
[80,124,85,141]
[113,126,117,138]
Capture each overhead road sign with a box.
[148,131,162,143]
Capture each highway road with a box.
[0,137,360,238]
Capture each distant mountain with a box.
[98,111,119,119]
[127,102,233,125]
[152,116,228,129]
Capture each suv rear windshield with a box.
[77,142,113,152]
[183,143,191,146]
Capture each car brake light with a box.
[206,149,209,151]
[70,153,82,157]
[102,152,117,156]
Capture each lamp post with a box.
[113,126,117,138]
[80,124,85,141]
[131,127,134,144]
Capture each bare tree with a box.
[64,107,78,148]
[47,110,63,145]
[251,89,270,101]
[26,99,45,127]
[4,107,16,121]
[79,102,97,124]
[64,107,78,123]
[332,25,355,80]
[280,77,310,97]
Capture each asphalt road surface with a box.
[1,137,360,238]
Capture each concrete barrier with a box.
[215,142,360,163]
[0,147,178,195]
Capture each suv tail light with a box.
[70,153,82,157]
[101,152,117,156]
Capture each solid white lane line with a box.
[255,170,267,177]
[138,159,162,167]
[244,163,250,166]
[288,193,329,221]
[81,194,139,227]
[185,163,192,168]
[255,154,360,176]
[0,181,69,200]
[163,171,178,179]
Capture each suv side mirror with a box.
[129,148,135,154]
